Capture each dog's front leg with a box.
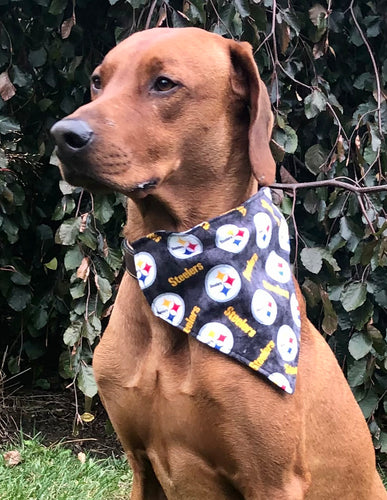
[129,452,167,500]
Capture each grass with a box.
[0,435,132,500]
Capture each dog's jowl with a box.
[51,28,386,499]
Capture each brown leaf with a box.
[270,139,285,163]
[156,7,167,27]
[279,165,297,184]
[76,256,90,282]
[337,135,346,163]
[61,15,76,40]
[321,288,338,336]
[80,213,88,233]
[101,304,114,319]
[278,23,291,55]
[3,450,22,467]
[0,71,16,101]
[102,237,109,257]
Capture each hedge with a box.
[0,0,386,451]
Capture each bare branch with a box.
[272,179,387,194]
[349,0,382,136]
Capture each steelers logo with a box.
[276,325,298,362]
[151,293,185,327]
[251,289,277,326]
[134,252,157,290]
[167,233,203,259]
[290,293,301,328]
[268,372,293,394]
[197,322,234,354]
[205,265,241,303]
[261,187,272,200]
[253,212,272,249]
[215,224,250,253]
[278,218,291,253]
[265,251,291,284]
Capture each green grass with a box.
[0,436,132,500]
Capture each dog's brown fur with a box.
[51,28,386,499]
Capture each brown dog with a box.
[51,28,386,499]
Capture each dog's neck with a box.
[124,172,258,242]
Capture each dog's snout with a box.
[50,119,93,153]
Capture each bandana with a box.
[127,188,300,394]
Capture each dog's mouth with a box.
[59,159,159,198]
[128,179,159,199]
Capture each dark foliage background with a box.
[1,0,387,452]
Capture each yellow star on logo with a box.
[163,299,171,308]
[216,272,225,281]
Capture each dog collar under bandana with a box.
[127,188,300,394]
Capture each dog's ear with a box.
[229,41,276,186]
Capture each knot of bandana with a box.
[129,188,300,394]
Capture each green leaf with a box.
[2,217,19,243]
[339,217,362,252]
[363,145,377,166]
[304,144,328,175]
[304,89,327,119]
[59,180,77,195]
[347,358,367,387]
[301,247,323,274]
[0,115,20,134]
[188,0,206,23]
[234,0,250,18]
[11,271,31,285]
[94,196,115,224]
[70,281,86,299]
[95,276,112,304]
[281,8,300,35]
[58,351,75,379]
[78,228,98,250]
[379,432,387,453]
[63,321,82,346]
[348,332,372,360]
[349,300,373,330]
[55,217,81,245]
[44,257,58,270]
[32,308,49,330]
[8,286,31,311]
[272,125,298,154]
[64,246,83,270]
[23,340,46,360]
[341,283,367,312]
[48,0,68,15]
[78,363,98,398]
[28,47,47,68]
[300,247,340,274]
[358,388,379,419]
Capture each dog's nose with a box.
[50,119,94,153]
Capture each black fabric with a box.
[129,188,300,394]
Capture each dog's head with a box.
[51,28,275,199]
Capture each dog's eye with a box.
[153,77,177,93]
[91,75,102,91]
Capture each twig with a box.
[349,0,382,136]
[145,0,158,30]
[272,179,387,194]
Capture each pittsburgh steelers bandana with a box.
[129,188,300,394]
